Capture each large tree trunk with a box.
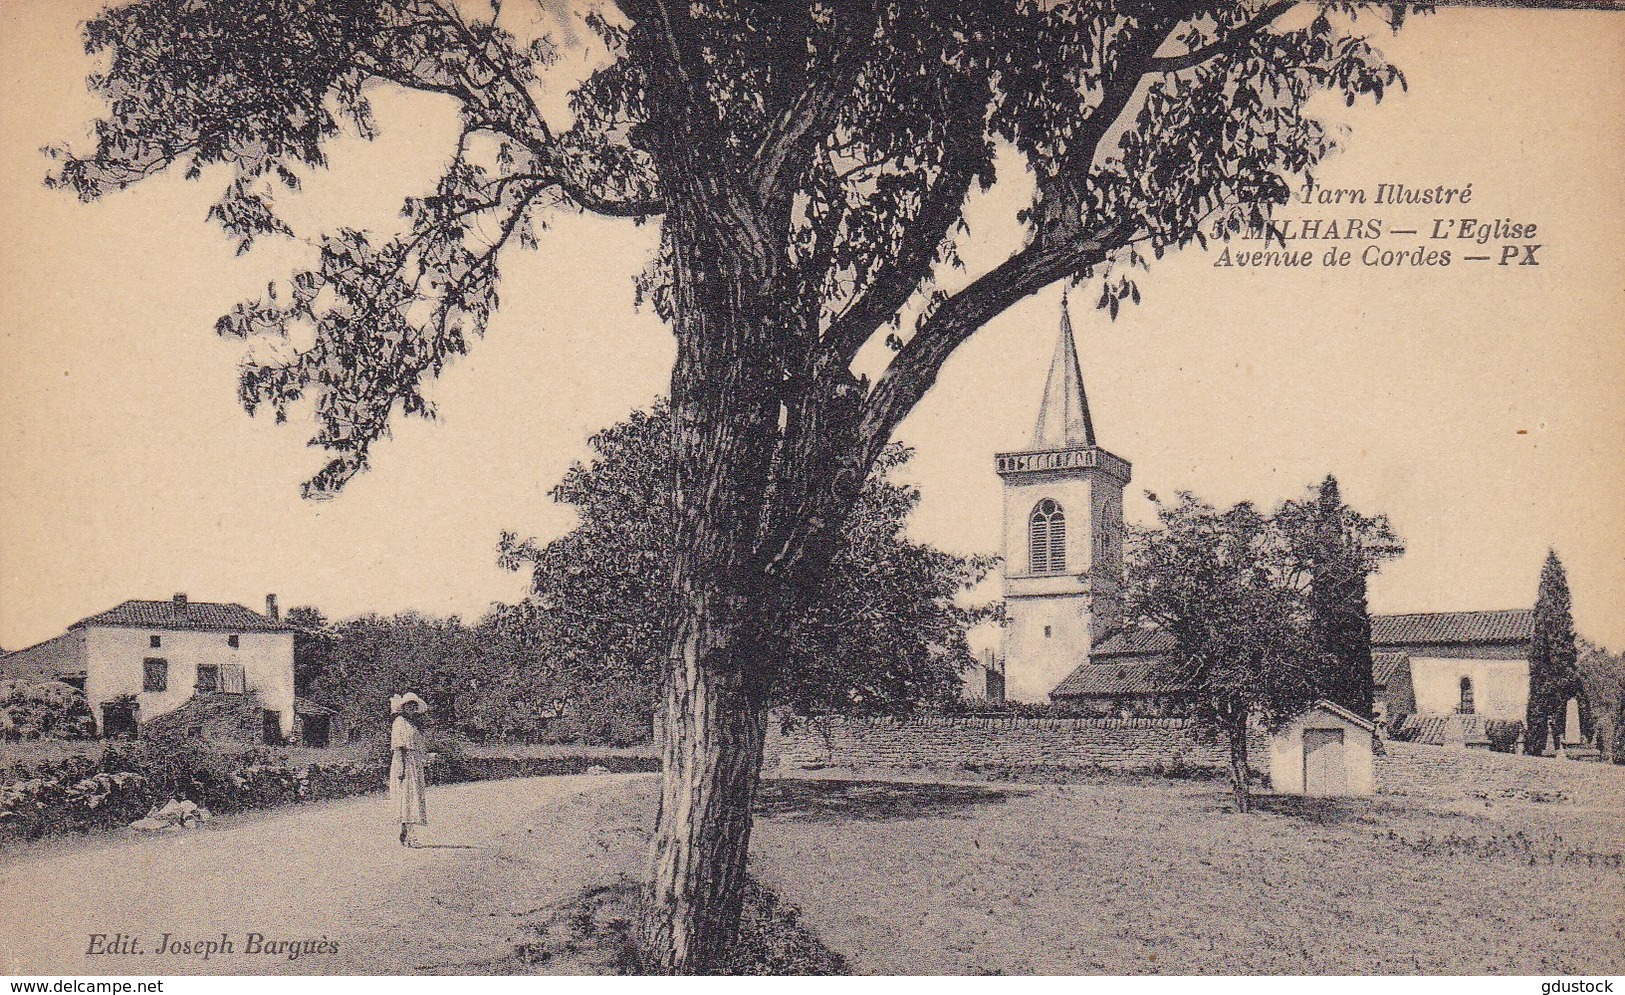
[643,610,769,973]
[1227,713,1252,813]
[628,40,875,966]
[635,178,787,971]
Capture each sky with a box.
[1,3,1622,652]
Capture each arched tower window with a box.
[1029,499,1067,574]
[1457,676,1475,715]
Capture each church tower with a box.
[995,301,1132,702]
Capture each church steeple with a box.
[1031,297,1096,449]
[992,292,1130,703]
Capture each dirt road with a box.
[0,774,655,975]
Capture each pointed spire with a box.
[1031,293,1097,449]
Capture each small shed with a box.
[1269,699,1376,798]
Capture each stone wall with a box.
[766,714,1267,776]
[1376,740,1625,807]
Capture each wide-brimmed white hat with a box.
[390,692,430,715]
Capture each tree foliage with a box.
[49,0,1412,499]
[1526,549,1582,755]
[496,400,995,723]
[1126,494,1316,812]
[1575,639,1622,763]
[1276,475,1403,718]
[0,680,97,740]
[306,611,562,741]
[286,604,338,695]
[1125,483,1399,811]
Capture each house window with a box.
[1044,625,1053,639]
[149,635,161,648]
[143,658,168,692]
[1029,499,1067,574]
[227,634,240,648]
[1457,676,1475,715]
[220,663,246,694]
[196,664,220,693]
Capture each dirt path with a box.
[0,774,656,975]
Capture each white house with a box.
[1367,610,1533,722]
[0,593,296,740]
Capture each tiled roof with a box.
[1091,627,1176,658]
[1371,651,1410,687]
[1087,610,1532,662]
[1051,661,1178,698]
[1370,609,1533,647]
[71,600,291,633]
[1303,698,1377,733]
[1392,713,1487,746]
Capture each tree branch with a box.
[821,120,983,365]
[1148,1,1298,74]
[751,2,883,214]
[854,223,1124,463]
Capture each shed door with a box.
[1302,728,1346,797]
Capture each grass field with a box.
[503,742,1622,974]
[743,747,1625,974]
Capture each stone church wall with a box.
[766,714,1267,776]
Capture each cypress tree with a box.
[1308,476,1377,717]
[1526,550,1580,754]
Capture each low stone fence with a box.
[1376,740,1625,807]
[766,714,1267,777]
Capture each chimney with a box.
[265,594,280,622]
[172,592,188,613]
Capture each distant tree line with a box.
[296,402,995,744]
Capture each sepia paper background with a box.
[1,2,1622,654]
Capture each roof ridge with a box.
[67,597,290,632]
[1371,608,1532,618]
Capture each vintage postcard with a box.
[1,0,1621,980]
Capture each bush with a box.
[0,680,96,740]
[2,750,100,786]
[301,753,389,801]
[0,735,655,846]
[714,878,848,975]
[1485,719,1524,753]
[106,737,257,812]
[0,771,155,840]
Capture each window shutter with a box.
[142,658,168,692]
[1029,514,1049,573]
[1029,500,1067,574]
[221,664,246,694]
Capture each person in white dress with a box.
[389,692,430,846]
